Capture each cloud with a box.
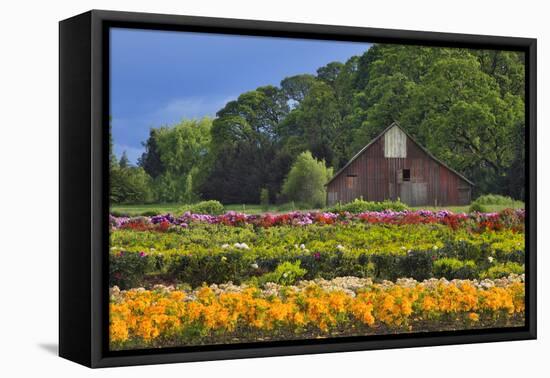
[112,95,237,165]
[152,95,236,124]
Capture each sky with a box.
[110,28,371,164]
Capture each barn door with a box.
[411,183,428,206]
[399,182,412,205]
[399,183,428,206]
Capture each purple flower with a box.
[139,251,146,257]
[313,252,321,261]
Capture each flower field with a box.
[109,209,525,349]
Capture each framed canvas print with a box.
[59,10,536,368]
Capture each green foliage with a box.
[473,194,524,206]
[256,261,307,286]
[138,128,165,178]
[110,223,524,287]
[260,188,270,211]
[469,202,488,213]
[180,200,225,215]
[201,86,290,204]
[433,258,478,279]
[137,118,212,203]
[110,166,153,204]
[118,151,130,169]
[327,198,409,213]
[109,251,154,289]
[469,194,524,214]
[481,262,524,279]
[282,151,333,208]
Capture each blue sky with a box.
[110,28,371,164]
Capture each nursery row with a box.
[110,208,525,232]
[109,223,524,288]
[109,274,525,349]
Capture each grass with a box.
[111,203,314,216]
[111,202,524,217]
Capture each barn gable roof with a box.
[326,121,474,186]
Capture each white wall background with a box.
[0,0,546,376]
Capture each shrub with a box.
[327,198,409,213]
[260,188,270,212]
[110,166,154,204]
[109,251,155,289]
[181,200,224,215]
[282,151,333,209]
[469,201,488,213]
[482,262,524,279]
[110,210,130,217]
[140,210,161,216]
[474,194,523,206]
[257,261,307,286]
[433,258,478,279]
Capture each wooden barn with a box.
[326,122,473,207]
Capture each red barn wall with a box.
[327,133,472,206]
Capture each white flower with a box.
[233,242,250,250]
[300,244,306,249]
[283,272,288,278]
[251,263,259,269]
[221,256,228,262]
[221,243,230,249]
[336,244,346,251]
[488,256,494,263]
[432,245,439,250]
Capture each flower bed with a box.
[110,223,524,288]
[109,275,525,350]
[110,208,525,232]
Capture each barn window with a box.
[402,169,411,182]
[346,174,357,189]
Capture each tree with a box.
[110,166,153,204]
[281,74,317,104]
[138,128,164,178]
[201,86,290,203]
[260,187,270,211]
[317,62,344,88]
[404,55,524,194]
[281,151,333,208]
[119,151,130,169]
[144,118,212,203]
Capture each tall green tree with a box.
[281,151,333,208]
[118,151,130,169]
[138,128,164,178]
[201,86,290,203]
[152,117,212,203]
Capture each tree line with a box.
[111,43,526,205]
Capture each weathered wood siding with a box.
[384,125,407,158]
[326,126,472,206]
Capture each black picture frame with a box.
[59,9,537,368]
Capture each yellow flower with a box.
[468,312,480,322]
